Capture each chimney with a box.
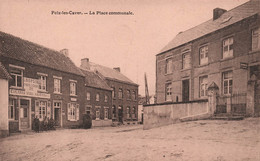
[113,67,120,72]
[60,49,69,57]
[213,8,227,20]
[80,58,90,70]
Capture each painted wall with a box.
[143,100,208,130]
[0,79,9,137]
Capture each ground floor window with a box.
[104,108,108,119]
[85,106,91,115]
[200,76,208,97]
[96,108,100,120]
[223,71,233,95]
[8,98,17,120]
[126,106,130,119]
[68,103,79,121]
[132,106,136,118]
[112,106,116,118]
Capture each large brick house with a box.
[156,0,260,116]
[80,58,139,123]
[0,31,85,132]
[80,68,113,127]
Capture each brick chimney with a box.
[213,8,227,20]
[113,67,120,72]
[60,49,69,57]
[80,58,90,70]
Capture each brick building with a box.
[80,68,113,127]
[156,0,260,116]
[80,58,139,123]
[0,31,85,132]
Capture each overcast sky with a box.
[0,0,248,96]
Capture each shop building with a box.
[80,58,139,124]
[156,0,260,116]
[0,31,85,132]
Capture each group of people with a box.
[33,116,55,132]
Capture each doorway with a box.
[53,102,61,127]
[182,79,190,102]
[20,99,30,130]
[118,106,123,123]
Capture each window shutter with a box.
[67,103,71,121]
[35,100,40,118]
[76,104,79,121]
[47,101,51,119]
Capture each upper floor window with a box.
[112,87,116,98]
[199,76,208,97]
[199,45,208,65]
[252,28,259,51]
[70,81,77,95]
[132,91,136,100]
[165,58,173,74]
[54,78,61,93]
[182,51,191,69]
[223,71,233,95]
[118,88,123,99]
[104,95,108,102]
[165,82,172,101]
[96,93,100,101]
[10,65,24,88]
[127,90,131,100]
[39,74,47,91]
[86,92,91,100]
[223,37,233,59]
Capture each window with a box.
[112,105,116,118]
[104,108,108,119]
[96,93,100,101]
[8,99,17,120]
[70,82,76,95]
[126,106,130,119]
[132,106,136,118]
[112,87,116,98]
[223,37,233,59]
[118,88,123,99]
[96,108,100,120]
[86,92,91,100]
[39,75,47,91]
[199,76,208,97]
[132,91,136,100]
[165,58,173,74]
[199,45,208,65]
[252,28,259,51]
[127,90,131,100]
[68,103,79,121]
[85,106,91,115]
[104,95,108,102]
[165,82,172,101]
[39,101,47,120]
[10,66,23,88]
[223,71,233,95]
[54,78,61,93]
[182,51,191,69]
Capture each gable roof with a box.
[80,68,112,91]
[88,62,138,86]
[0,31,84,76]
[159,0,260,55]
[0,62,11,80]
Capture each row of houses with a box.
[0,31,138,137]
[155,0,260,116]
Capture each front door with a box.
[20,99,30,130]
[53,102,61,126]
[182,79,190,102]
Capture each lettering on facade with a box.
[9,77,50,99]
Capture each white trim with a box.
[9,64,25,70]
[37,72,48,76]
[69,79,77,83]
[18,97,31,131]
[53,76,62,80]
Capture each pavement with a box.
[0,118,259,161]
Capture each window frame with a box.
[199,45,209,65]
[222,37,234,59]
[252,28,259,51]
[165,57,173,74]
[39,101,47,121]
[38,74,47,91]
[68,102,79,121]
[53,78,61,94]
[118,88,123,99]
[96,93,100,102]
[199,76,208,98]
[86,92,91,101]
[8,98,17,120]
[222,71,233,95]
[126,106,130,119]
[69,80,77,96]
[95,107,101,120]
[104,108,109,120]
[165,82,172,101]
[112,105,116,119]
[182,50,191,69]
[9,65,24,88]
[132,91,136,101]
[104,95,108,102]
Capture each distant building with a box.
[80,68,113,127]
[156,0,260,116]
[80,58,139,124]
[0,31,85,132]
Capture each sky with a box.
[0,0,248,96]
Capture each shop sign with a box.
[9,77,50,99]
